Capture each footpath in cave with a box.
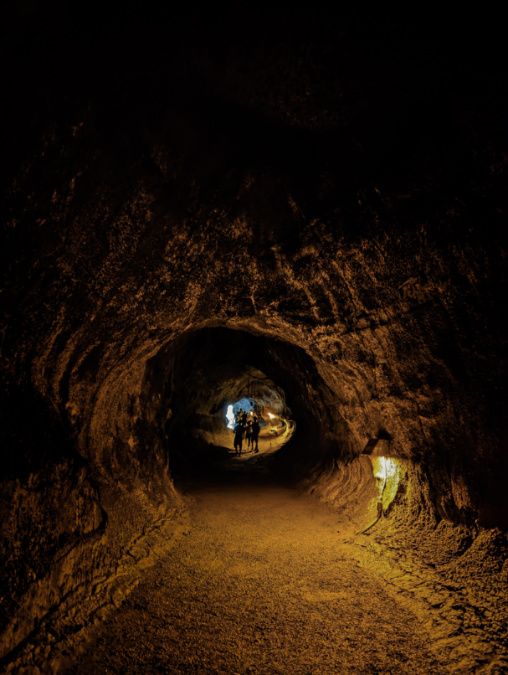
[72,454,445,675]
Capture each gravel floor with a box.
[71,463,445,674]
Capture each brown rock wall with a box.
[1,5,506,668]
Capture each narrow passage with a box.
[74,468,444,674]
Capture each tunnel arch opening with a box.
[140,325,353,481]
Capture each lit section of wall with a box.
[371,456,401,510]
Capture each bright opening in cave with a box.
[225,397,255,429]
[222,393,295,456]
[225,404,235,429]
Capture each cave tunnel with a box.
[150,326,340,481]
[1,4,507,673]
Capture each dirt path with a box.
[72,466,444,674]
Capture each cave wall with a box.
[1,4,506,669]
[4,151,504,517]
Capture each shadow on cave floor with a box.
[170,435,284,494]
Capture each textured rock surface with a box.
[1,4,506,671]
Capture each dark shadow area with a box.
[172,439,280,502]
[0,378,103,644]
[0,374,76,480]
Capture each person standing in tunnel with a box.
[234,420,245,456]
[246,419,253,450]
[251,416,260,453]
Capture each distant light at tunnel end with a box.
[226,404,235,429]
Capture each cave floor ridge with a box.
[71,465,446,674]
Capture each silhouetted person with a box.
[246,419,253,450]
[234,421,244,456]
[241,411,248,425]
[251,416,260,452]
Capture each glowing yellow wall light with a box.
[371,455,398,481]
[358,437,401,534]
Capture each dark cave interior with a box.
[1,3,507,672]
[158,327,332,476]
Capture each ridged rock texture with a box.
[1,5,507,672]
